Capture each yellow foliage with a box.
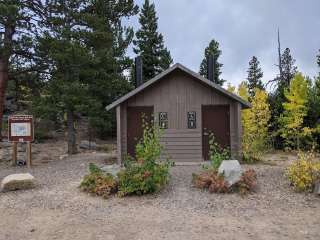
[279,73,310,149]
[239,86,271,161]
[237,81,249,101]
[286,149,320,192]
[226,83,236,94]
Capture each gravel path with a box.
[0,153,319,240]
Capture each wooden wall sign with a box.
[8,115,34,143]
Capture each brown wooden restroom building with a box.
[106,61,250,163]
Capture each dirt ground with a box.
[0,146,320,240]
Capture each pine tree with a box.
[279,73,310,149]
[133,0,173,81]
[35,0,94,154]
[246,56,264,98]
[317,49,320,76]
[306,77,320,128]
[268,47,298,149]
[199,39,224,85]
[0,0,44,139]
[82,0,138,138]
[280,48,298,88]
[34,0,138,151]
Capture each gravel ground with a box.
[0,152,319,240]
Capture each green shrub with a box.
[117,161,170,196]
[135,117,164,163]
[80,163,118,198]
[117,118,171,196]
[208,133,230,169]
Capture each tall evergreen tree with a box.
[34,0,138,152]
[82,0,138,138]
[268,47,298,148]
[36,0,91,154]
[317,49,320,76]
[0,0,44,139]
[199,39,224,85]
[133,0,173,81]
[279,48,298,88]
[246,56,264,97]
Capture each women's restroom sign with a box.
[8,115,34,142]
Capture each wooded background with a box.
[0,0,319,156]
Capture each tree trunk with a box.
[0,20,15,141]
[0,58,9,140]
[67,108,77,154]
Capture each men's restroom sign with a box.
[8,115,34,142]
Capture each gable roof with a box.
[106,63,251,111]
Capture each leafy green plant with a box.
[208,133,230,169]
[117,161,170,196]
[135,117,164,164]
[80,163,118,198]
[117,118,170,196]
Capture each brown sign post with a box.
[8,115,34,167]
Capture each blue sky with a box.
[126,0,320,87]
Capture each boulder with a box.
[101,164,122,177]
[218,160,242,186]
[79,140,97,150]
[314,181,320,195]
[1,173,35,192]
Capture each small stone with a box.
[59,154,68,160]
[1,173,35,192]
[218,160,242,186]
[79,140,97,150]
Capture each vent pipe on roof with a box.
[207,54,215,82]
[135,56,143,88]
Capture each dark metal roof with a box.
[106,63,251,111]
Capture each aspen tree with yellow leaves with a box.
[279,73,311,149]
[238,82,271,161]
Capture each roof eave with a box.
[105,63,251,111]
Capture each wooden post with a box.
[12,142,17,166]
[26,142,32,168]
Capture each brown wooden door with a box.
[127,106,154,158]
[202,105,230,160]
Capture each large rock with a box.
[101,164,122,177]
[1,173,35,192]
[218,160,242,186]
[79,140,97,150]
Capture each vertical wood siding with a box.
[119,69,241,162]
